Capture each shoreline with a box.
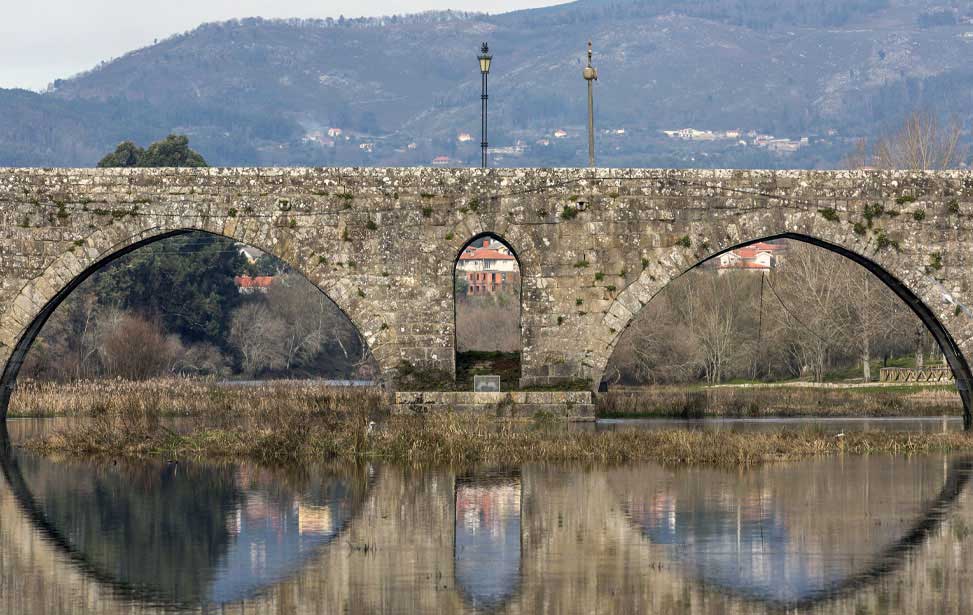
[22,413,973,467]
[7,378,965,420]
[8,378,973,467]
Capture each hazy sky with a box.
[0,0,563,91]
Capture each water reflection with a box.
[3,420,973,614]
[0,424,373,608]
[454,468,523,610]
[598,416,965,433]
[614,456,973,609]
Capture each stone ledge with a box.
[393,391,595,421]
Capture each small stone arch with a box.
[596,231,973,428]
[451,231,526,385]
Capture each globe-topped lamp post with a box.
[478,42,492,168]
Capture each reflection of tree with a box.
[17,454,240,604]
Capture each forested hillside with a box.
[3,0,973,167]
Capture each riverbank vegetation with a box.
[9,377,962,420]
[7,378,376,418]
[14,380,973,467]
[24,401,973,467]
[597,384,963,418]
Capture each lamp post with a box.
[583,41,598,168]
[478,42,492,168]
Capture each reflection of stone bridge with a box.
[4,445,972,613]
[1,168,972,424]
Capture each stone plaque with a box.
[474,375,501,392]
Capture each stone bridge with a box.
[0,168,971,426]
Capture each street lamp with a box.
[478,42,492,168]
[583,41,598,167]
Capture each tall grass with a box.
[15,379,973,467]
[26,406,973,467]
[8,378,382,418]
[28,381,385,465]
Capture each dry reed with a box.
[15,379,973,467]
[25,406,973,467]
[8,378,380,417]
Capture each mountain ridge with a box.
[3,0,973,168]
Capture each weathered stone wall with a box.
[393,391,595,419]
[1,167,972,412]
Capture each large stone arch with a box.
[0,218,394,416]
[595,212,973,427]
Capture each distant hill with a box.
[4,0,973,168]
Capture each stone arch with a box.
[452,231,526,383]
[596,230,973,428]
[0,222,388,417]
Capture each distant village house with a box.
[456,238,519,295]
[712,242,786,274]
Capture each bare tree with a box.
[455,281,521,353]
[765,244,853,382]
[609,290,699,384]
[97,312,182,379]
[840,265,903,381]
[674,273,757,383]
[875,111,963,170]
[266,275,328,370]
[856,111,965,171]
[229,302,287,376]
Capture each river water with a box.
[1,418,972,614]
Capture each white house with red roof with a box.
[715,241,786,274]
[456,238,519,295]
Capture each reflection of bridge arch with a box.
[0,424,378,609]
[611,456,973,610]
[452,468,525,611]
[4,455,970,612]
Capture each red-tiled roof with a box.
[749,242,785,251]
[733,248,761,258]
[731,244,781,259]
[719,261,770,270]
[460,248,516,261]
[235,275,275,288]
